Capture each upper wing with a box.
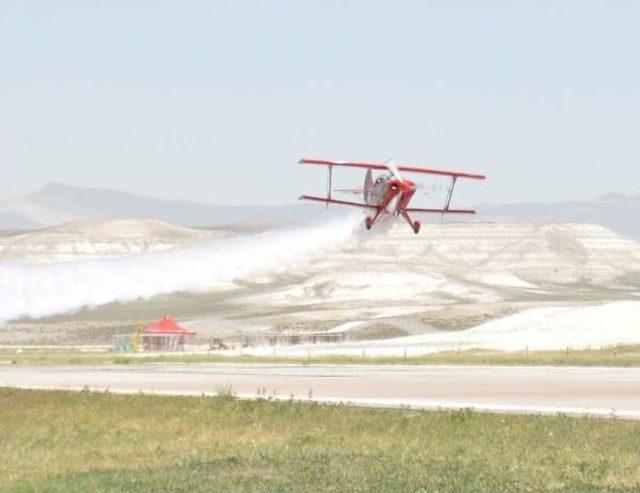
[300,158,485,180]
[299,195,377,209]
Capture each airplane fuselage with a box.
[365,173,417,214]
[364,173,420,232]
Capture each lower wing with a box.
[406,207,476,214]
[299,195,377,209]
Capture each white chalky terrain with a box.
[1,218,640,349]
[235,221,640,309]
[0,219,219,263]
[244,301,640,356]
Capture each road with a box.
[2,363,640,418]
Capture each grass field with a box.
[1,388,640,492]
[3,344,640,367]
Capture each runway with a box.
[2,363,640,419]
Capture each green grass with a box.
[3,344,640,367]
[1,388,640,492]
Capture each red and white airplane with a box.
[299,158,485,234]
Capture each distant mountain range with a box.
[474,192,640,239]
[0,182,342,230]
[0,183,638,239]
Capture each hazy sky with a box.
[2,1,639,206]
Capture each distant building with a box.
[252,331,349,347]
[140,316,195,352]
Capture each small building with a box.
[257,331,348,347]
[141,316,195,352]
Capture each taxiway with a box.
[2,363,640,419]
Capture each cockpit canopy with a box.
[374,172,392,184]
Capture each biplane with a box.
[299,158,485,234]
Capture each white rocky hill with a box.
[3,218,640,347]
[244,301,640,356]
[237,221,640,312]
[230,221,640,353]
[0,219,219,263]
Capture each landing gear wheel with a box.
[412,221,421,234]
[365,217,373,230]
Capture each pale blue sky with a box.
[2,1,639,206]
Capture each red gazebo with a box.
[141,316,195,352]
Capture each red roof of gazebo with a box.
[142,316,195,336]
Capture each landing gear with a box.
[400,210,421,234]
[365,210,382,231]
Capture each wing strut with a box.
[326,165,333,208]
[443,176,457,215]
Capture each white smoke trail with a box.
[0,215,361,323]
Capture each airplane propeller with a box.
[385,160,403,181]
[385,160,450,195]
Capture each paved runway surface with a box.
[2,364,640,418]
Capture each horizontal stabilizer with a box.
[299,195,377,209]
